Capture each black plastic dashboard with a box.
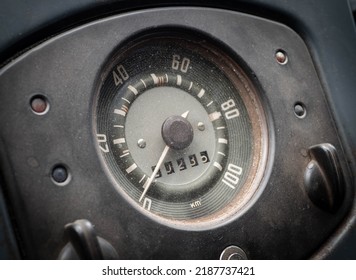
[0,0,355,260]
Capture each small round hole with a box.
[275,49,288,65]
[30,95,49,115]
[51,164,71,186]
[294,102,307,119]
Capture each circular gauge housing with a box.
[95,32,268,228]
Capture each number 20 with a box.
[97,134,109,153]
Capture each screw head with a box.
[197,122,205,131]
[137,139,146,149]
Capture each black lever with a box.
[64,219,103,259]
[58,219,118,260]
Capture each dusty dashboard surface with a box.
[0,1,355,259]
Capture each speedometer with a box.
[95,32,268,228]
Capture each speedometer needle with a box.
[139,110,190,203]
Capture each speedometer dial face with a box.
[95,34,268,227]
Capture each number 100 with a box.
[222,163,243,190]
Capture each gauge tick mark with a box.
[218,138,228,144]
[114,108,127,117]
[151,74,159,85]
[176,75,182,86]
[128,85,138,95]
[151,73,167,85]
[139,174,146,184]
[126,163,137,174]
[197,89,205,98]
[121,97,131,104]
[113,138,126,145]
[214,162,223,171]
[209,111,222,122]
[140,79,147,88]
[120,150,130,158]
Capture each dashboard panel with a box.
[0,0,355,260]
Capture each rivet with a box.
[137,139,146,149]
[197,122,205,131]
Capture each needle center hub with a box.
[162,115,194,150]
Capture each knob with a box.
[304,143,345,213]
[220,245,248,260]
[162,115,194,150]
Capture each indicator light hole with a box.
[275,49,288,65]
[30,94,49,115]
[51,164,71,186]
[294,102,307,119]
